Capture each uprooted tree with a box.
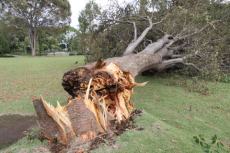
[32,15,218,153]
[32,0,229,152]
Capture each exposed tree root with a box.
[33,61,145,152]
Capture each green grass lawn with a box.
[0,56,229,153]
[0,56,85,115]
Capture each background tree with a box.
[77,0,101,60]
[0,22,10,55]
[58,26,78,52]
[0,20,30,55]
[1,0,71,56]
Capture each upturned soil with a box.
[0,114,36,149]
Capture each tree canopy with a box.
[1,0,71,56]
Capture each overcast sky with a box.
[68,0,133,28]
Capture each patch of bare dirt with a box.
[0,114,36,149]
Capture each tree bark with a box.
[29,28,37,56]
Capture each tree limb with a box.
[142,34,174,55]
[150,57,200,72]
[123,16,166,56]
[132,22,137,41]
[176,21,219,40]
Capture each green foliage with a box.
[78,0,101,33]
[139,0,148,15]
[219,74,230,83]
[163,76,210,95]
[0,21,29,55]
[2,0,71,27]
[1,0,71,55]
[75,0,102,57]
[0,22,11,54]
[0,32,10,55]
[38,30,60,53]
[76,0,230,79]
[70,33,81,53]
[193,135,229,153]
[59,26,78,52]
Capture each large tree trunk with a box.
[29,28,37,56]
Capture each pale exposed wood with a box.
[33,62,143,147]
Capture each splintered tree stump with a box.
[33,61,145,152]
[33,97,101,145]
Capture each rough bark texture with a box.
[29,28,37,56]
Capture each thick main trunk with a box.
[29,28,36,56]
[86,35,173,76]
[100,52,163,76]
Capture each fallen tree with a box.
[33,62,144,152]
[33,15,216,152]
